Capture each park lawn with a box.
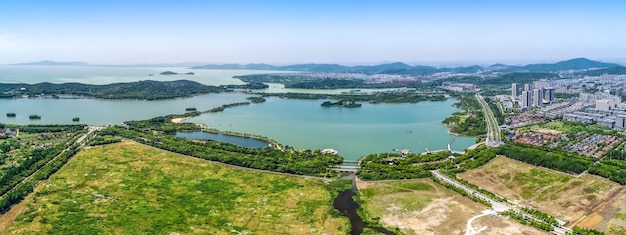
[4,141,349,234]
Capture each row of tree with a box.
[104,125,343,177]
[430,176,492,207]
[520,207,559,225]
[497,143,593,175]
[501,210,554,232]
[0,133,84,214]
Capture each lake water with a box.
[0,93,249,125]
[186,97,476,160]
[0,65,476,160]
[175,131,269,149]
[0,65,286,85]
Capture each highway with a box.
[475,93,503,147]
[431,170,571,235]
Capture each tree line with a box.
[497,142,593,175]
[102,125,343,177]
[0,80,225,100]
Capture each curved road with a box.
[431,170,571,235]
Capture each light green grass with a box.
[359,180,438,220]
[5,142,349,234]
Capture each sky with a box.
[1,0,625,66]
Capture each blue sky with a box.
[1,0,625,65]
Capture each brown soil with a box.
[459,156,626,232]
[357,179,545,234]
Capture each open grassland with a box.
[460,156,625,232]
[1,141,349,234]
[356,179,542,235]
[517,121,570,134]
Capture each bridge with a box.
[333,165,358,173]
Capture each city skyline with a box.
[1,0,625,65]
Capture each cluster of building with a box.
[511,83,555,109]
[554,93,626,130]
[561,133,622,158]
[0,128,17,138]
[439,82,479,92]
[508,129,622,158]
[504,114,546,128]
[512,130,564,147]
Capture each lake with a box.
[186,97,476,160]
[0,65,476,160]
[175,131,270,149]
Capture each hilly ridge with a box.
[191,58,622,74]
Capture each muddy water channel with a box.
[333,180,395,235]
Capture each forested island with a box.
[321,100,361,108]
[160,71,194,75]
[0,80,226,100]
[236,75,426,89]
[263,92,446,103]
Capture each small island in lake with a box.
[321,100,362,108]
[29,114,41,120]
[160,71,194,75]
[6,113,16,117]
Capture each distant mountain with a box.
[520,58,620,72]
[192,58,619,75]
[192,62,441,74]
[15,60,90,66]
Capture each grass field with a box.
[460,156,623,231]
[356,179,542,235]
[2,141,349,234]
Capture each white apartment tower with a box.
[522,90,532,108]
[543,87,555,103]
[524,84,533,91]
[533,88,544,107]
[511,83,520,100]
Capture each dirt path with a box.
[568,186,626,228]
[465,211,490,235]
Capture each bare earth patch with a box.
[459,156,626,232]
[357,179,543,234]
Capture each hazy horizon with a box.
[2,1,625,65]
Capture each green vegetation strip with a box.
[102,122,343,177]
[357,147,496,181]
[501,210,554,232]
[5,143,349,234]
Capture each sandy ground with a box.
[459,156,626,232]
[357,179,544,235]
[170,117,189,123]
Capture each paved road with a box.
[475,93,503,147]
[431,170,571,235]
[0,126,99,199]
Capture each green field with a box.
[359,181,437,218]
[4,142,349,234]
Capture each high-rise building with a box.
[533,88,543,107]
[543,87,555,103]
[511,83,520,100]
[522,90,532,108]
[524,84,533,91]
[616,115,626,130]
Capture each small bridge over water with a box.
[333,165,358,173]
[332,159,360,173]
